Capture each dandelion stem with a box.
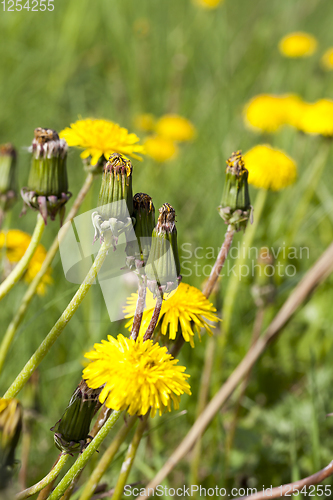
[202,224,235,298]
[143,292,163,341]
[3,232,111,399]
[0,213,45,301]
[0,172,95,375]
[15,453,69,500]
[78,415,137,500]
[130,275,147,340]
[111,413,149,500]
[47,410,122,500]
[222,188,268,334]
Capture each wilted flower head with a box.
[124,282,219,347]
[83,334,191,417]
[60,118,145,166]
[278,32,317,58]
[244,144,297,191]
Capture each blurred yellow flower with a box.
[194,0,224,9]
[298,99,333,136]
[321,48,333,71]
[0,230,52,295]
[124,282,219,347]
[60,118,145,165]
[156,114,196,142]
[83,334,191,417]
[144,135,178,162]
[278,32,317,58]
[244,145,297,191]
[244,94,305,133]
[133,113,156,132]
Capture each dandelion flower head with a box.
[83,334,191,417]
[156,114,196,142]
[124,282,219,348]
[144,135,179,162]
[321,48,333,71]
[278,32,317,58]
[134,113,156,132]
[0,230,52,295]
[60,118,145,165]
[298,99,333,136]
[194,0,224,9]
[244,145,297,191]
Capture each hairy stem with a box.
[0,173,94,375]
[0,213,45,301]
[130,276,147,340]
[143,292,163,341]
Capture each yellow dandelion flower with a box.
[124,282,219,348]
[133,113,156,132]
[83,334,191,418]
[278,32,317,58]
[144,135,178,162]
[321,48,333,71]
[243,145,297,191]
[156,114,196,142]
[60,118,145,165]
[0,230,53,295]
[243,94,305,133]
[193,0,224,9]
[298,99,333,136]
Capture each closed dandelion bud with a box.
[126,193,155,270]
[92,153,134,245]
[21,128,71,224]
[145,203,181,295]
[50,380,101,455]
[0,144,17,215]
[0,398,22,489]
[218,150,252,231]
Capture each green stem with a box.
[111,413,149,500]
[0,213,45,301]
[3,233,111,399]
[15,453,69,500]
[47,410,122,500]
[78,415,137,500]
[0,173,94,375]
[223,188,268,335]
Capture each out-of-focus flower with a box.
[156,114,196,142]
[83,334,191,417]
[134,114,156,132]
[278,32,317,58]
[193,0,224,9]
[244,144,297,191]
[60,118,145,165]
[298,99,333,136]
[0,230,52,295]
[133,18,150,38]
[124,282,219,347]
[321,48,333,70]
[243,94,305,133]
[0,398,22,490]
[144,135,178,162]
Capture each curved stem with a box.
[130,276,146,340]
[223,188,268,335]
[0,173,94,375]
[143,292,163,341]
[15,453,69,500]
[78,415,137,500]
[0,213,45,301]
[47,410,122,500]
[3,234,111,399]
[111,413,149,500]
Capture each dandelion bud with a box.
[0,144,17,216]
[126,193,155,270]
[92,153,134,245]
[0,398,22,489]
[21,128,71,224]
[145,203,181,295]
[218,150,252,231]
[51,380,101,455]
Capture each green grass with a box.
[1,0,333,497]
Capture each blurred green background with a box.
[1,0,333,497]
